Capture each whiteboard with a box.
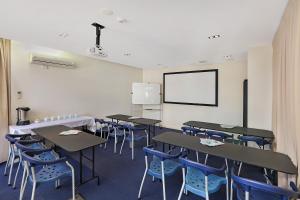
[163,70,218,106]
[132,83,160,105]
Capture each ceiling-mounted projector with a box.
[89,23,107,57]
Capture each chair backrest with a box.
[231,169,298,200]
[206,130,233,141]
[143,147,181,161]
[15,140,42,152]
[181,126,203,135]
[179,157,226,176]
[238,135,269,147]
[5,134,31,144]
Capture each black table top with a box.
[32,125,106,152]
[107,114,161,125]
[153,132,297,174]
[184,121,274,139]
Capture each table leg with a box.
[148,125,151,145]
[80,150,83,184]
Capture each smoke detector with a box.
[89,23,107,57]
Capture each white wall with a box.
[10,41,143,123]
[247,45,273,130]
[143,61,247,129]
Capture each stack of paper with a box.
[59,130,81,136]
[200,138,224,147]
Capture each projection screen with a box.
[163,69,218,106]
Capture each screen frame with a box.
[163,69,218,106]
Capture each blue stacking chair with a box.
[105,121,127,153]
[20,150,75,200]
[237,135,272,180]
[95,118,114,148]
[123,123,149,160]
[231,169,299,200]
[205,130,233,165]
[138,146,182,200]
[4,134,41,187]
[14,140,59,189]
[178,156,229,200]
[181,126,207,162]
[238,135,271,150]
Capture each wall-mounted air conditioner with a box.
[29,54,76,69]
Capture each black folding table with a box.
[153,132,296,175]
[184,120,274,139]
[32,125,106,185]
[106,114,161,144]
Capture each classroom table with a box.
[32,125,106,186]
[153,132,297,175]
[184,120,274,139]
[106,114,161,144]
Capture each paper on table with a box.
[59,130,81,136]
[129,116,140,119]
[200,138,224,147]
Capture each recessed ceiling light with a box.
[58,33,69,38]
[157,64,162,66]
[124,53,131,56]
[117,17,127,23]
[208,34,221,39]
[101,8,114,16]
[224,55,233,60]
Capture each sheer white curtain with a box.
[0,38,11,163]
[272,0,300,186]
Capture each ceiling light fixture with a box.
[224,55,233,60]
[117,17,127,23]
[124,53,131,56]
[208,34,221,39]
[58,33,69,38]
[89,22,107,57]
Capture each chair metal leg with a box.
[19,165,27,200]
[145,130,149,146]
[204,154,208,164]
[31,182,36,200]
[119,129,126,155]
[105,132,110,149]
[66,161,76,200]
[4,148,11,175]
[245,191,249,200]
[13,157,22,189]
[114,131,117,153]
[161,161,167,200]
[238,162,243,176]
[205,175,209,200]
[230,179,233,200]
[178,168,186,200]
[138,156,148,199]
[8,152,16,185]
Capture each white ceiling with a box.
[0,0,287,68]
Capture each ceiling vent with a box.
[89,23,107,57]
[29,54,76,69]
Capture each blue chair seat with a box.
[185,167,227,197]
[96,126,112,133]
[31,163,72,183]
[148,156,181,179]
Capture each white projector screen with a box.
[163,69,218,106]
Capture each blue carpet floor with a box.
[0,127,266,200]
